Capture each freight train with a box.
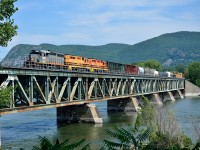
[24,49,183,78]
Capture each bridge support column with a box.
[107,97,140,112]
[172,90,184,99]
[144,94,163,106]
[178,90,184,99]
[57,104,102,125]
[160,91,175,102]
[153,94,163,106]
[130,97,141,112]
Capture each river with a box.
[1,97,200,149]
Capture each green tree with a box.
[187,62,200,87]
[0,0,18,47]
[134,60,161,71]
[143,59,161,70]
[137,96,158,128]
[175,64,186,73]
[0,87,12,109]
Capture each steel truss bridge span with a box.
[0,68,185,115]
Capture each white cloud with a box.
[1,0,199,59]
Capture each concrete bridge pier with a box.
[153,94,163,106]
[172,90,184,99]
[144,94,163,106]
[159,91,175,102]
[57,104,103,125]
[107,97,141,112]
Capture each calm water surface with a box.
[1,97,200,149]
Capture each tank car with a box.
[166,71,173,77]
[159,72,167,77]
[154,71,159,76]
[138,67,144,75]
[159,71,173,77]
[144,68,156,76]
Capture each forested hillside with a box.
[119,31,200,66]
[2,31,200,66]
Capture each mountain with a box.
[118,31,200,66]
[2,31,200,66]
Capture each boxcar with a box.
[125,65,139,75]
[107,61,125,74]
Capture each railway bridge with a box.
[0,67,185,124]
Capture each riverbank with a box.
[185,80,200,97]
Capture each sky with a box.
[1,0,200,58]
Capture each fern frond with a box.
[137,127,153,143]
[64,139,86,150]
[118,128,136,143]
[105,127,132,144]
[37,136,54,150]
[31,146,41,150]
[81,143,90,150]
[55,138,70,148]
[103,139,130,150]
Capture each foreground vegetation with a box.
[22,97,200,150]
[0,86,13,109]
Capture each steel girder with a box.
[0,72,185,110]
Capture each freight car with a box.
[174,73,183,78]
[138,67,144,75]
[144,68,156,76]
[107,61,125,74]
[125,65,139,75]
[159,71,173,77]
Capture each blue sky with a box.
[1,0,200,58]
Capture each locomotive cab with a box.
[29,50,50,63]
